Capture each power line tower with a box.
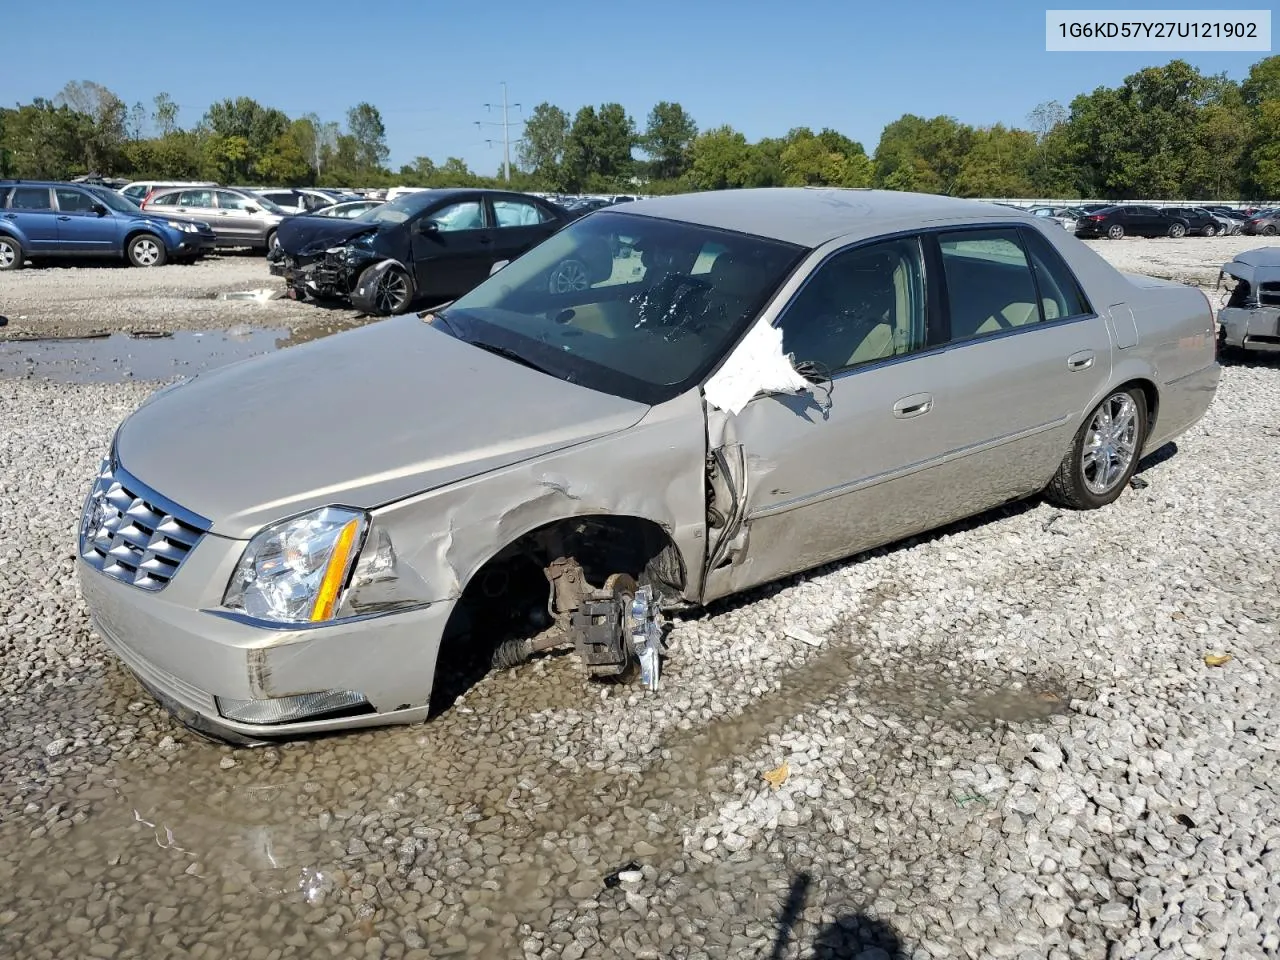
[475,82,522,182]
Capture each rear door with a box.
[4,186,59,251]
[486,195,562,265]
[171,189,218,233]
[409,197,494,301]
[931,225,1112,498]
[54,187,119,254]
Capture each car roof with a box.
[612,188,1035,247]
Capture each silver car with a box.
[1218,247,1280,354]
[141,186,288,252]
[77,188,1221,743]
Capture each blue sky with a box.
[6,1,1270,174]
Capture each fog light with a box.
[216,690,371,725]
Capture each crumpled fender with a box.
[349,258,415,315]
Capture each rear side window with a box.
[10,187,53,210]
[937,229,1042,342]
[177,190,215,207]
[1019,227,1092,320]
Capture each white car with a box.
[252,188,357,216]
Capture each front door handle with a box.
[57,215,71,221]
[893,392,933,419]
[1067,350,1096,371]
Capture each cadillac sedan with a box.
[77,188,1220,743]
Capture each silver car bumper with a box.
[1220,306,1280,352]
[79,557,451,743]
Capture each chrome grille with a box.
[79,459,210,592]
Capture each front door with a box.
[703,234,969,599]
[172,189,219,239]
[214,191,261,245]
[54,188,119,254]
[409,198,494,302]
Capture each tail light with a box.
[1087,215,1106,221]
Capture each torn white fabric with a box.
[704,322,809,415]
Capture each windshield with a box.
[252,195,288,215]
[354,191,438,225]
[89,188,142,214]
[435,211,806,405]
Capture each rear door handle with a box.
[1067,350,1096,371]
[57,215,71,221]
[893,392,933,419]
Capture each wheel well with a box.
[124,229,163,249]
[466,514,686,606]
[1115,378,1159,433]
[430,514,686,714]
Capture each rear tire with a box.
[1107,224,1125,240]
[127,234,167,267]
[0,235,23,270]
[1044,388,1148,510]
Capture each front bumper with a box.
[271,253,359,299]
[1220,306,1280,352]
[79,553,453,743]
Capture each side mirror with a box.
[92,203,109,216]
[489,259,510,276]
[419,220,439,234]
[245,205,260,214]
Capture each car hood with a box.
[114,316,649,538]
[276,215,380,256]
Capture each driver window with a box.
[776,237,927,375]
[216,191,252,211]
[427,201,484,232]
[55,189,97,213]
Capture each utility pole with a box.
[476,82,522,181]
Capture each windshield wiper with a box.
[467,339,557,376]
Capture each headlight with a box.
[167,219,198,233]
[224,507,368,624]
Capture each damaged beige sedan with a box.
[77,188,1221,743]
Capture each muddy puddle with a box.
[0,319,379,384]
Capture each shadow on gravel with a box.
[770,872,904,960]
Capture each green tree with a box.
[346,102,389,172]
[778,127,872,187]
[519,102,571,187]
[1245,99,1280,197]
[953,125,1037,197]
[56,81,127,173]
[152,92,179,136]
[563,104,636,190]
[1241,55,1280,108]
[642,101,697,180]
[686,125,755,190]
[1,100,91,178]
[258,133,311,184]
[873,115,973,194]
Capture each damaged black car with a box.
[268,188,584,314]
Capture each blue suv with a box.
[0,180,217,270]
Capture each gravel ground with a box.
[0,237,1278,960]
[0,252,364,339]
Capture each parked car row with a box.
[0,179,217,270]
[1010,201,1280,239]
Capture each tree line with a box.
[2,56,1278,199]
